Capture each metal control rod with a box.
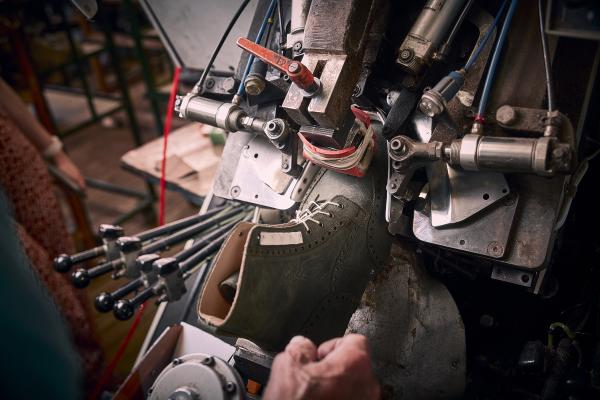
[142,207,243,254]
[54,206,226,273]
[180,230,231,275]
[71,207,246,288]
[95,278,144,313]
[136,205,226,241]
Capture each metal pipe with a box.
[136,205,226,241]
[436,0,475,60]
[142,208,243,254]
[288,0,312,46]
[174,219,240,262]
[397,0,467,74]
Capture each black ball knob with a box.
[94,292,115,313]
[113,299,135,321]
[54,254,72,273]
[71,269,90,288]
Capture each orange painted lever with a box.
[236,37,320,95]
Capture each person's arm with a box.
[263,334,381,400]
[0,78,86,188]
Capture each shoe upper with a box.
[198,127,392,350]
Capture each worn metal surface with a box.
[347,241,465,399]
[213,132,297,210]
[283,0,382,130]
[149,353,244,400]
[414,190,518,259]
[428,165,510,227]
[491,265,534,288]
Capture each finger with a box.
[317,337,342,359]
[310,334,371,375]
[285,335,318,364]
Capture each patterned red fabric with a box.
[0,105,103,389]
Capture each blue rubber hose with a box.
[464,0,509,72]
[476,0,519,119]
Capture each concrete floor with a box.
[61,86,197,382]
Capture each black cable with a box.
[276,0,286,49]
[538,0,555,112]
[192,0,251,94]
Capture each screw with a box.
[172,358,182,366]
[230,186,241,198]
[521,274,531,283]
[450,359,460,369]
[288,62,300,74]
[487,241,503,257]
[399,48,413,62]
[224,382,237,393]
[205,78,215,89]
[293,41,303,52]
[282,162,289,170]
[201,356,215,366]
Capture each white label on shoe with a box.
[259,231,303,246]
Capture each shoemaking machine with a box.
[63,0,600,398]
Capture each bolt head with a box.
[201,356,215,366]
[224,382,237,393]
[222,77,238,93]
[399,48,414,62]
[288,62,300,74]
[496,105,517,125]
[205,78,215,89]
[244,75,266,96]
[293,41,303,52]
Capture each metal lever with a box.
[236,37,321,97]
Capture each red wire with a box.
[91,303,147,399]
[91,67,182,399]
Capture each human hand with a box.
[52,151,86,190]
[263,334,380,400]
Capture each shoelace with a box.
[300,120,374,170]
[292,199,341,233]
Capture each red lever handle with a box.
[236,37,320,95]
